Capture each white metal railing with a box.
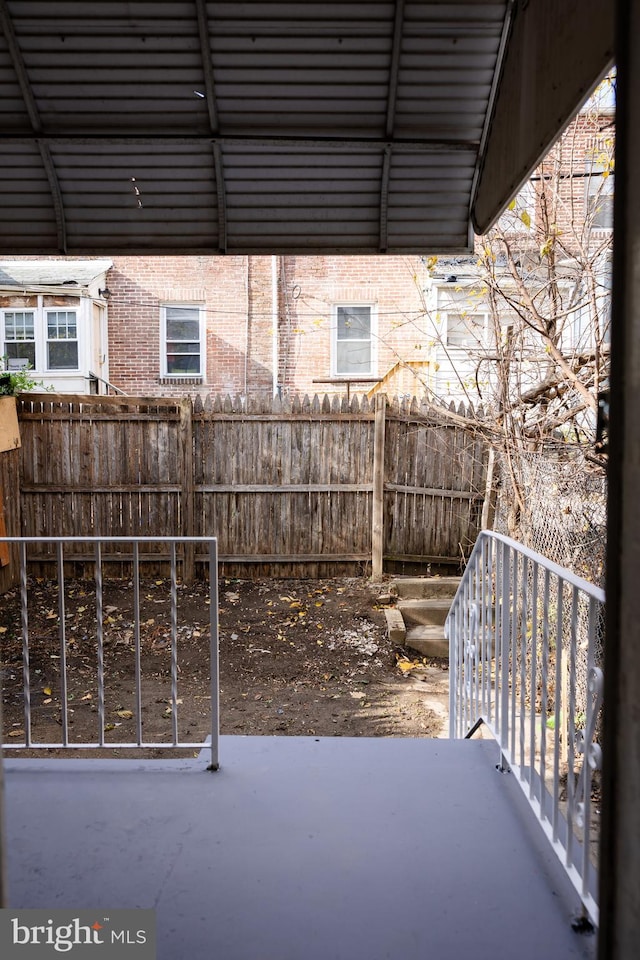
[0,537,220,770]
[446,531,605,926]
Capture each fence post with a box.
[371,392,386,581]
[179,398,195,582]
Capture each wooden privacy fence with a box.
[15,393,489,579]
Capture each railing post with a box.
[500,541,511,753]
[179,398,195,582]
[371,392,386,582]
[448,609,456,738]
[209,538,220,771]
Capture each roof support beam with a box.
[385,0,405,139]
[0,0,67,253]
[195,0,228,254]
[0,133,477,153]
[600,3,640,955]
[379,0,405,253]
[379,146,391,253]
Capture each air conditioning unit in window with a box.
[6,358,30,371]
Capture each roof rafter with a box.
[0,133,477,153]
[195,0,228,254]
[379,0,405,253]
[0,0,67,253]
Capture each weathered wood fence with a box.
[15,393,488,579]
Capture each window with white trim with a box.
[446,312,486,347]
[437,288,487,348]
[332,304,375,376]
[3,309,36,368]
[1,302,80,372]
[46,310,79,370]
[586,163,614,230]
[161,305,205,377]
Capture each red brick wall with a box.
[107,255,271,398]
[106,254,430,399]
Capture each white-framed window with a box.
[437,287,488,349]
[1,302,80,372]
[161,305,205,377]
[46,309,79,370]
[332,304,375,376]
[446,312,486,347]
[586,163,614,230]
[3,309,36,368]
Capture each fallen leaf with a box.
[396,659,419,674]
[116,709,133,719]
[104,723,116,732]
[45,610,57,620]
[8,729,24,738]
[0,626,7,633]
[43,686,52,696]
[80,693,92,701]
[43,698,52,704]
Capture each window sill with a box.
[158,376,204,385]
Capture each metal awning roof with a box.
[0,1,614,256]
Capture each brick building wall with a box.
[105,253,433,399]
[107,255,273,398]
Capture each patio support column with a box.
[0,694,6,906]
[599,1,640,956]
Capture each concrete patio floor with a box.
[3,736,596,960]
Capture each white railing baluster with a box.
[19,542,32,748]
[56,541,69,748]
[95,541,105,747]
[170,541,179,747]
[133,541,143,747]
[552,580,564,842]
[529,562,539,802]
[519,557,528,773]
[500,541,510,754]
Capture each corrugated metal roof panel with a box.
[0,0,510,254]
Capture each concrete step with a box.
[398,598,451,627]
[405,625,449,659]
[390,576,461,600]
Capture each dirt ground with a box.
[0,575,449,754]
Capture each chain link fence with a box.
[493,448,607,587]
[493,447,607,723]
